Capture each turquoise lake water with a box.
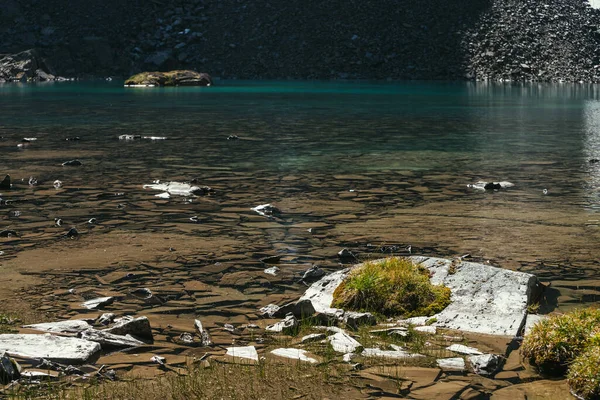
[0,81,599,305]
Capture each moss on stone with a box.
[331,257,451,318]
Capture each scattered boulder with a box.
[124,70,212,87]
[97,313,116,326]
[104,316,153,343]
[437,357,466,371]
[151,355,166,365]
[327,331,362,353]
[468,354,504,376]
[263,266,279,276]
[274,298,316,319]
[337,248,356,260]
[260,255,281,264]
[0,50,57,82]
[265,313,298,334]
[362,345,424,360]
[0,351,20,384]
[299,265,326,282]
[0,334,101,364]
[270,348,318,363]
[64,227,79,239]
[143,181,209,197]
[259,304,281,318]
[251,204,281,217]
[343,311,376,330]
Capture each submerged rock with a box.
[23,320,91,334]
[299,265,326,282]
[124,70,212,87]
[251,204,281,217]
[0,334,100,364]
[143,181,210,197]
[467,181,514,191]
[62,160,82,166]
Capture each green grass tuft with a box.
[331,257,451,318]
[521,307,600,375]
[567,344,600,400]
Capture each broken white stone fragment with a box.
[414,326,437,334]
[362,345,424,359]
[327,331,362,353]
[264,266,280,276]
[270,348,318,363]
[23,320,91,334]
[265,314,298,333]
[0,334,100,364]
[80,330,145,348]
[226,346,258,362]
[436,357,466,371]
[447,344,483,355]
[82,297,114,310]
[143,182,202,197]
[251,204,280,217]
[301,333,326,344]
[469,353,504,376]
[195,319,213,346]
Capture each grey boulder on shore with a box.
[124,70,212,87]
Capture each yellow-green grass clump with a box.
[567,343,600,400]
[331,257,451,318]
[521,308,600,375]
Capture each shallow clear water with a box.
[1,80,600,307]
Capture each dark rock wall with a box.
[1,0,599,81]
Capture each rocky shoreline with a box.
[1,0,600,82]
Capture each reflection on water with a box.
[0,80,599,308]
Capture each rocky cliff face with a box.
[1,0,599,82]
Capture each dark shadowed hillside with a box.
[1,0,600,81]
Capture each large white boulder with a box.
[300,256,540,337]
[0,334,101,364]
[23,320,91,334]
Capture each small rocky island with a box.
[124,70,212,87]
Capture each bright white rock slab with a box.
[327,331,362,353]
[81,297,114,310]
[302,256,540,337]
[270,348,318,363]
[143,182,201,197]
[362,345,423,360]
[447,344,483,355]
[437,357,466,371]
[23,320,91,334]
[0,334,101,364]
[226,346,259,362]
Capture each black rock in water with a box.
[0,230,18,237]
[62,160,82,166]
[484,182,502,191]
[65,227,79,238]
[590,159,600,164]
[0,175,11,190]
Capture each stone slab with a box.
[270,348,318,363]
[23,320,91,334]
[0,334,101,364]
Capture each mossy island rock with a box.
[124,70,212,87]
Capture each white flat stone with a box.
[23,320,91,334]
[80,330,145,348]
[447,344,483,355]
[270,348,317,363]
[302,256,539,337]
[327,331,362,353]
[362,346,424,359]
[437,357,466,371]
[264,267,279,276]
[226,346,258,362]
[0,334,101,364]
[414,326,437,334]
[301,333,326,343]
[82,297,114,310]
[143,182,202,197]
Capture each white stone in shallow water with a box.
[270,348,318,363]
[226,346,258,362]
[327,331,362,353]
[82,297,114,310]
[23,320,91,334]
[0,334,101,364]
[437,357,466,371]
[143,182,201,197]
[362,345,424,359]
[446,344,483,356]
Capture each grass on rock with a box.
[331,257,451,318]
[521,307,600,375]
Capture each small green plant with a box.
[331,257,451,318]
[526,303,540,314]
[521,307,600,375]
[0,313,18,334]
[567,344,600,400]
